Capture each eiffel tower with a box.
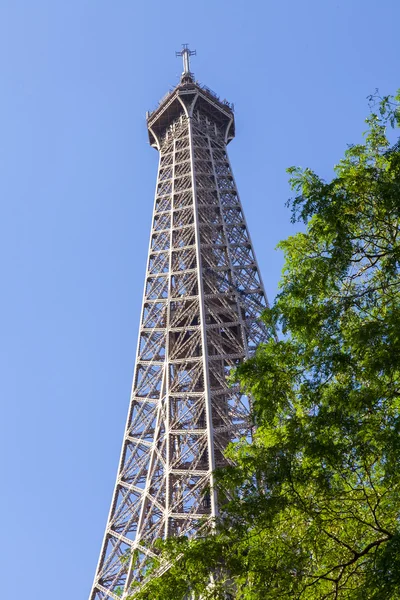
[89,45,269,599]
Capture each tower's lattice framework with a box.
[90,49,269,599]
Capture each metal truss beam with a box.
[89,77,270,600]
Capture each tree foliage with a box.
[130,91,400,599]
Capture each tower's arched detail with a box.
[90,57,270,600]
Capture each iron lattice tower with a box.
[90,47,269,599]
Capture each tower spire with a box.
[176,43,196,81]
[89,57,270,600]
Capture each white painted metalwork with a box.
[89,55,270,600]
[176,44,196,78]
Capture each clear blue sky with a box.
[0,1,398,597]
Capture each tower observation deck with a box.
[89,46,270,599]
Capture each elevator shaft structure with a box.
[90,56,269,600]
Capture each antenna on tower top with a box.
[176,44,196,81]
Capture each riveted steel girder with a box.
[89,84,270,600]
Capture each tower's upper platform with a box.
[146,46,235,149]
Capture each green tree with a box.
[130,91,400,599]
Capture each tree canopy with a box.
[130,91,400,599]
